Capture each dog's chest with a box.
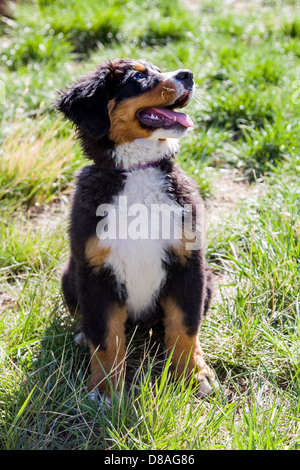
[100,168,182,319]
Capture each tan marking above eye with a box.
[133,63,146,72]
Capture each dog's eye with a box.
[133,72,146,81]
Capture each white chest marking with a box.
[99,167,182,319]
[113,137,180,168]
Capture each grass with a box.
[0,0,300,451]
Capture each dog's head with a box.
[57,59,194,159]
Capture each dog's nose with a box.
[174,70,194,90]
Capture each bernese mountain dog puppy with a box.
[57,58,218,402]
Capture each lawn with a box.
[0,0,299,450]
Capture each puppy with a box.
[57,59,218,400]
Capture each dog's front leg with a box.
[161,296,218,397]
[77,268,127,399]
[87,302,127,396]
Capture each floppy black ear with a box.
[57,64,114,140]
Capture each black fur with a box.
[57,63,113,141]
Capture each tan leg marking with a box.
[171,234,192,266]
[161,297,214,383]
[88,303,127,394]
[85,236,110,273]
[133,63,146,72]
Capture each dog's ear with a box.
[57,63,115,140]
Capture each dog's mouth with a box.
[136,93,194,130]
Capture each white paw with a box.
[197,376,219,398]
[88,389,112,407]
[74,331,87,347]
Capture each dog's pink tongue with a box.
[147,107,194,128]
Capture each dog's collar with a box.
[110,160,160,172]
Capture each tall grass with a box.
[0,118,82,208]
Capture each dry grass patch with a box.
[0,117,80,207]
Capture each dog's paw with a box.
[88,389,112,407]
[195,364,219,398]
[74,331,87,347]
[197,376,219,398]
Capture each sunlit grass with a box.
[0,117,82,208]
